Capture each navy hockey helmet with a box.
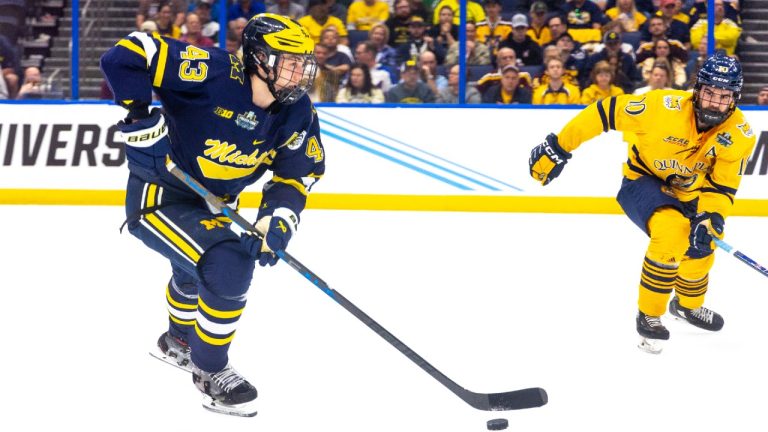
[693,51,743,127]
[242,13,317,105]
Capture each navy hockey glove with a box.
[529,133,571,185]
[239,208,299,267]
[117,107,170,175]
[689,212,725,254]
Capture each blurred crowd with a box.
[1,0,765,104]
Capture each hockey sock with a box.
[674,274,708,310]
[638,256,677,316]
[166,278,198,340]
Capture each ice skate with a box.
[669,296,724,331]
[193,363,258,417]
[637,311,669,354]
[149,332,192,372]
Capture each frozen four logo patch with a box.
[235,111,258,130]
[716,132,733,147]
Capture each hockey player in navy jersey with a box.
[101,13,323,416]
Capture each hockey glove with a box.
[529,133,572,186]
[689,212,725,254]
[117,107,170,176]
[239,208,299,267]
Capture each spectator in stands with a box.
[355,40,393,91]
[407,0,430,21]
[436,64,482,104]
[140,20,158,35]
[428,5,458,52]
[396,15,446,65]
[445,21,490,67]
[690,0,741,56]
[190,0,221,43]
[321,27,353,79]
[386,59,436,103]
[476,47,527,95]
[16,66,43,99]
[137,0,186,30]
[386,0,414,48]
[605,0,647,32]
[369,23,399,72]
[267,0,306,20]
[431,0,486,26]
[225,29,241,54]
[482,64,533,104]
[633,60,672,94]
[310,43,343,102]
[0,33,18,99]
[637,38,687,87]
[229,17,248,42]
[757,86,768,106]
[325,0,349,24]
[545,15,569,47]
[642,0,690,47]
[689,0,742,26]
[585,30,640,93]
[500,14,543,66]
[181,13,215,47]
[532,57,581,104]
[347,0,389,31]
[300,0,349,44]
[580,60,624,104]
[476,0,512,54]
[228,0,266,22]
[418,50,447,95]
[322,25,353,62]
[562,0,606,30]
[636,15,688,63]
[336,63,385,103]
[655,0,693,29]
[591,21,638,60]
[527,1,552,47]
[553,32,587,86]
[155,4,182,39]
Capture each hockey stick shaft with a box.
[166,161,547,411]
[713,237,768,278]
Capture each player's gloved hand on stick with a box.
[239,208,299,267]
[529,133,572,185]
[689,211,725,253]
[116,107,169,173]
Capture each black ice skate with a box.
[149,332,192,372]
[637,311,670,354]
[669,296,724,331]
[193,363,258,417]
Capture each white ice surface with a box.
[2,206,767,432]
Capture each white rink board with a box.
[1,103,768,198]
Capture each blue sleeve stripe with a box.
[596,99,609,133]
[608,96,617,130]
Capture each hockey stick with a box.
[713,237,768,278]
[166,161,547,411]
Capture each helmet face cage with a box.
[693,52,743,127]
[242,14,317,105]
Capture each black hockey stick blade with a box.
[484,388,548,410]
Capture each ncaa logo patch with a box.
[715,132,733,147]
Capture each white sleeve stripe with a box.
[129,31,158,69]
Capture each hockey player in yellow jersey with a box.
[528,52,756,354]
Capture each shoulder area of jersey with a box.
[643,88,692,110]
[722,108,755,141]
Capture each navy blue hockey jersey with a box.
[100,32,325,217]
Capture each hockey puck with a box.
[487,418,508,430]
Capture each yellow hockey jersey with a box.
[557,89,756,217]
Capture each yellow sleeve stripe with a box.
[116,39,147,59]
[195,323,236,346]
[272,176,308,196]
[152,34,169,87]
[198,297,244,320]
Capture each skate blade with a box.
[201,394,258,417]
[638,337,664,354]
[148,350,193,373]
